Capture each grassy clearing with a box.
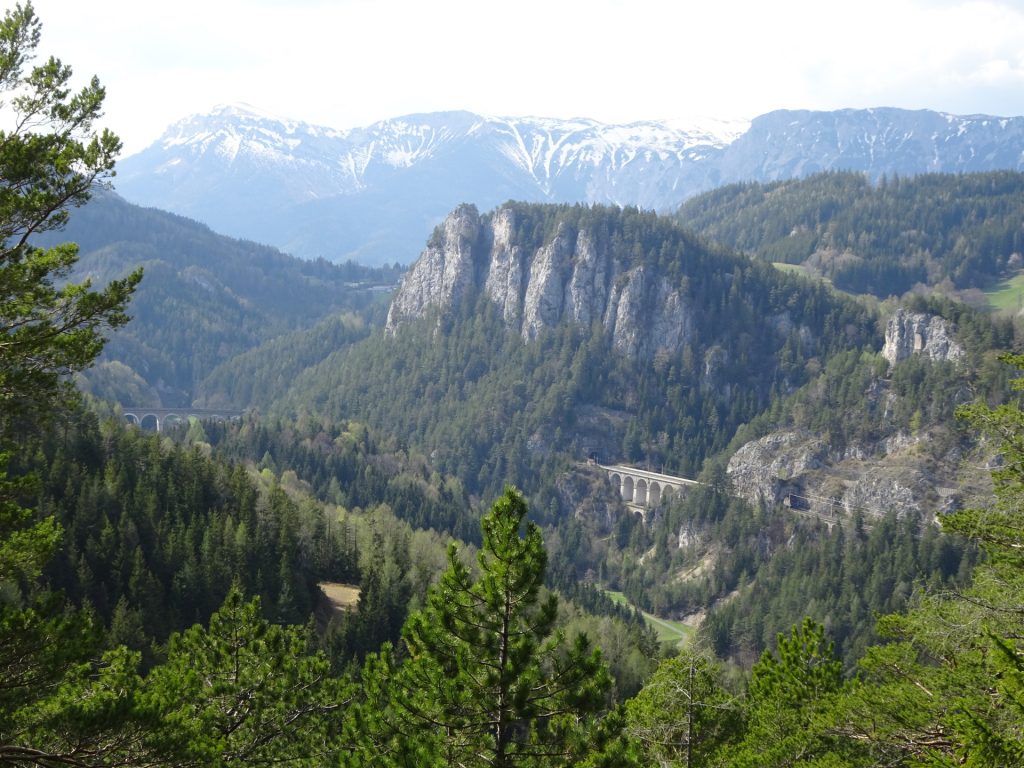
[604,589,692,648]
[984,272,1024,313]
[771,262,810,276]
[318,582,360,619]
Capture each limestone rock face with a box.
[882,308,965,366]
[386,204,694,361]
[841,474,921,519]
[727,430,830,505]
[726,421,992,522]
[386,204,481,329]
[483,208,526,326]
[522,224,575,340]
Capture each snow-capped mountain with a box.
[114,104,1024,265]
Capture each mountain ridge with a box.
[34,191,395,406]
[114,105,1024,265]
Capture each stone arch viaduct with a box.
[599,464,700,508]
[122,407,243,432]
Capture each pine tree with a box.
[724,618,858,767]
[0,4,145,763]
[380,487,617,767]
[141,586,348,766]
[0,3,139,426]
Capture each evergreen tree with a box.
[724,618,860,767]
[372,488,619,767]
[0,3,141,763]
[0,3,139,424]
[141,586,347,766]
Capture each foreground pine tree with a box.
[0,3,142,764]
[353,487,628,768]
[141,586,347,766]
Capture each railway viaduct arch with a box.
[599,464,700,508]
[121,407,243,432]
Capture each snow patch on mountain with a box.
[115,105,1024,266]
[147,105,745,188]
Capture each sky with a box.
[27,0,1024,154]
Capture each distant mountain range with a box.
[114,105,1024,265]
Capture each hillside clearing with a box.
[604,589,693,649]
[318,582,360,623]
[985,271,1024,313]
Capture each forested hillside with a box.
[191,201,1023,676]
[231,203,877,492]
[33,191,398,406]
[676,170,1024,296]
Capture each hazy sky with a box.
[28,0,1024,154]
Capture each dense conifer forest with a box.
[677,170,1024,296]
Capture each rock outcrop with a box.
[882,308,965,366]
[386,204,695,361]
[727,422,992,521]
[727,430,830,506]
[385,204,482,325]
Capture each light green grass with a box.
[604,590,692,648]
[771,262,810,276]
[984,272,1024,313]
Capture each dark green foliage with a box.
[677,170,1024,295]
[0,4,151,762]
[183,415,481,667]
[31,407,356,645]
[198,415,478,543]
[35,190,397,406]
[722,619,860,767]
[350,488,627,767]
[197,312,371,408]
[140,586,347,766]
[701,508,974,670]
[0,17,139,424]
[324,511,413,666]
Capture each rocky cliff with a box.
[726,424,987,521]
[727,303,982,521]
[882,308,966,365]
[386,204,694,361]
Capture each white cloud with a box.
[27,0,1024,153]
